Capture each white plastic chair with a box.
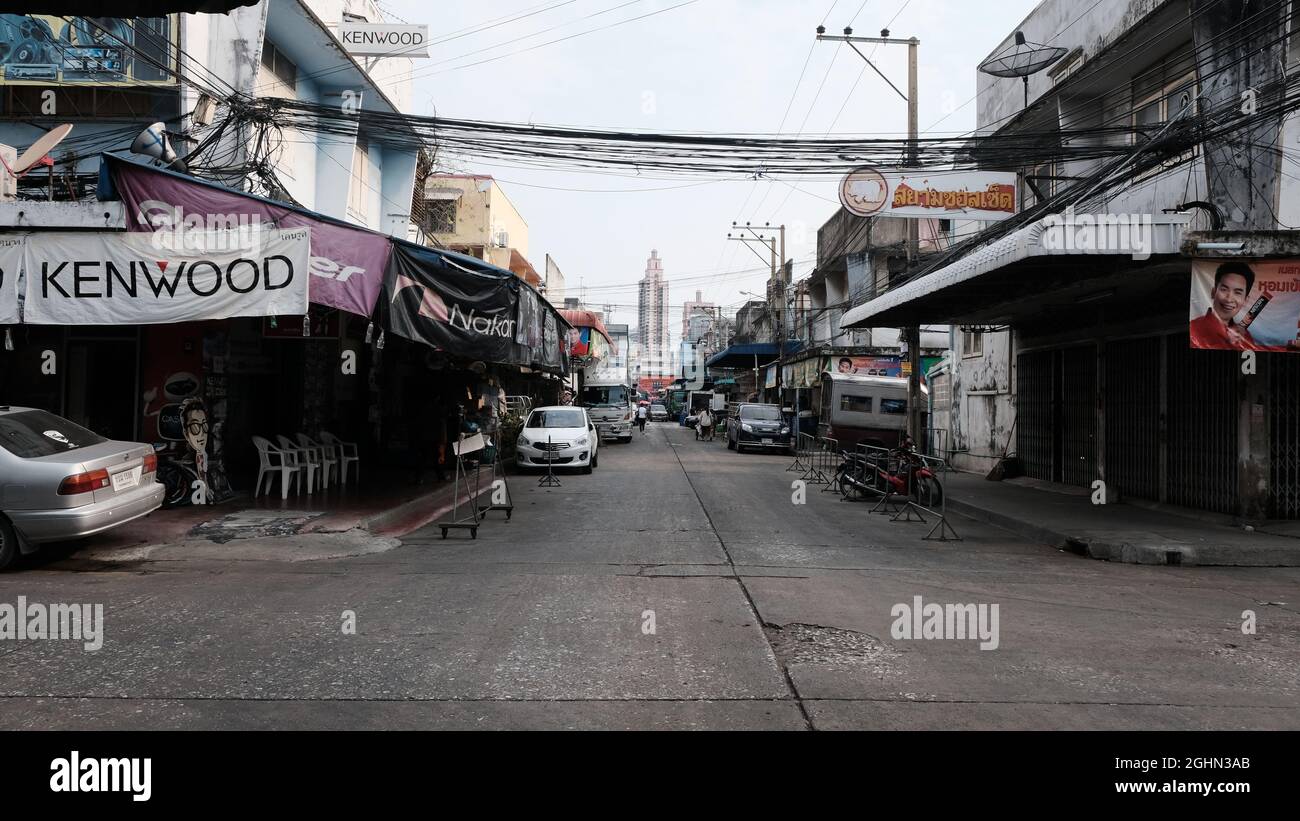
[321,431,359,485]
[253,435,301,499]
[276,434,319,494]
[296,432,336,490]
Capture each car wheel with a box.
[582,461,593,475]
[592,451,599,469]
[0,515,19,572]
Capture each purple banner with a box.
[110,157,391,318]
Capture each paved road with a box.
[1,422,1298,729]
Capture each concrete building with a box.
[420,174,541,287]
[636,249,672,378]
[681,289,716,337]
[841,0,1300,522]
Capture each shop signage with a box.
[1190,259,1300,352]
[110,157,392,318]
[839,168,1017,221]
[383,241,521,363]
[825,354,903,377]
[0,236,21,324]
[21,229,310,326]
[339,22,430,58]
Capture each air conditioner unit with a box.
[0,144,15,201]
[494,230,509,248]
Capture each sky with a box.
[382,0,1042,336]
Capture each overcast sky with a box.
[384,0,1040,335]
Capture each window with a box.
[347,137,370,220]
[879,398,907,415]
[0,410,105,458]
[261,40,297,92]
[840,395,872,413]
[962,329,984,358]
[425,199,457,233]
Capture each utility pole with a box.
[727,222,786,396]
[817,25,923,445]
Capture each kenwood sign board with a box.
[339,22,430,58]
[0,236,21,325]
[22,229,311,325]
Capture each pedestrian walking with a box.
[698,407,714,441]
[636,403,649,434]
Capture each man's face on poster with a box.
[838,359,854,374]
[184,408,209,454]
[1212,273,1250,321]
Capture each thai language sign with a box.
[21,229,310,325]
[839,168,1017,221]
[1190,259,1300,352]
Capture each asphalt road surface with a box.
[2,421,1297,729]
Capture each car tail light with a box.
[143,452,158,474]
[58,469,111,495]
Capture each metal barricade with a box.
[816,437,841,492]
[799,435,831,486]
[787,432,815,473]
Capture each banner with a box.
[515,285,543,350]
[21,229,310,326]
[541,310,562,369]
[1190,259,1300,351]
[0,235,21,324]
[111,157,391,318]
[826,354,903,377]
[840,168,1017,221]
[382,242,519,363]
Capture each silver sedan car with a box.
[0,406,165,570]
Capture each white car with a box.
[515,406,600,474]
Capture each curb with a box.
[944,496,1300,567]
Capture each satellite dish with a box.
[978,30,1069,109]
[9,123,73,176]
[130,121,187,172]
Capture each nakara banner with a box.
[839,168,1017,221]
[1190,259,1300,352]
[110,156,392,318]
[21,229,310,326]
[382,242,521,363]
[0,235,21,325]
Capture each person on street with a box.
[698,407,714,441]
[636,403,649,434]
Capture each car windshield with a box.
[0,409,107,458]
[580,385,629,407]
[740,406,781,421]
[651,405,666,412]
[527,409,587,429]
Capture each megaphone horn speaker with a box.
[131,121,187,174]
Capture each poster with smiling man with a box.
[1190,259,1300,352]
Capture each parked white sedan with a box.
[515,406,600,474]
[0,406,165,570]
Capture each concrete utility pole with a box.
[816,26,923,444]
[728,223,786,395]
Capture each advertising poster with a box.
[1190,259,1300,351]
[826,354,903,377]
[0,15,177,85]
[22,228,311,325]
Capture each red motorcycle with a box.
[870,435,944,508]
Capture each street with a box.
[2,421,1297,731]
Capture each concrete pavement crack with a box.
[664,425,815,730]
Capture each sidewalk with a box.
[942,471,1300,566]
[57,463,508,565]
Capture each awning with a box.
[841,214,1191,328]
[705,341,802,370]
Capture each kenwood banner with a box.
[110,156,391,318]
[0,235,21,325]
[1190,258,1300,351]
[22,229,310,325]
[382,242,520,363]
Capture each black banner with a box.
[381,242,520,364]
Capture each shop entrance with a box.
[64,328,139,442]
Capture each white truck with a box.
[580,369,634,443]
